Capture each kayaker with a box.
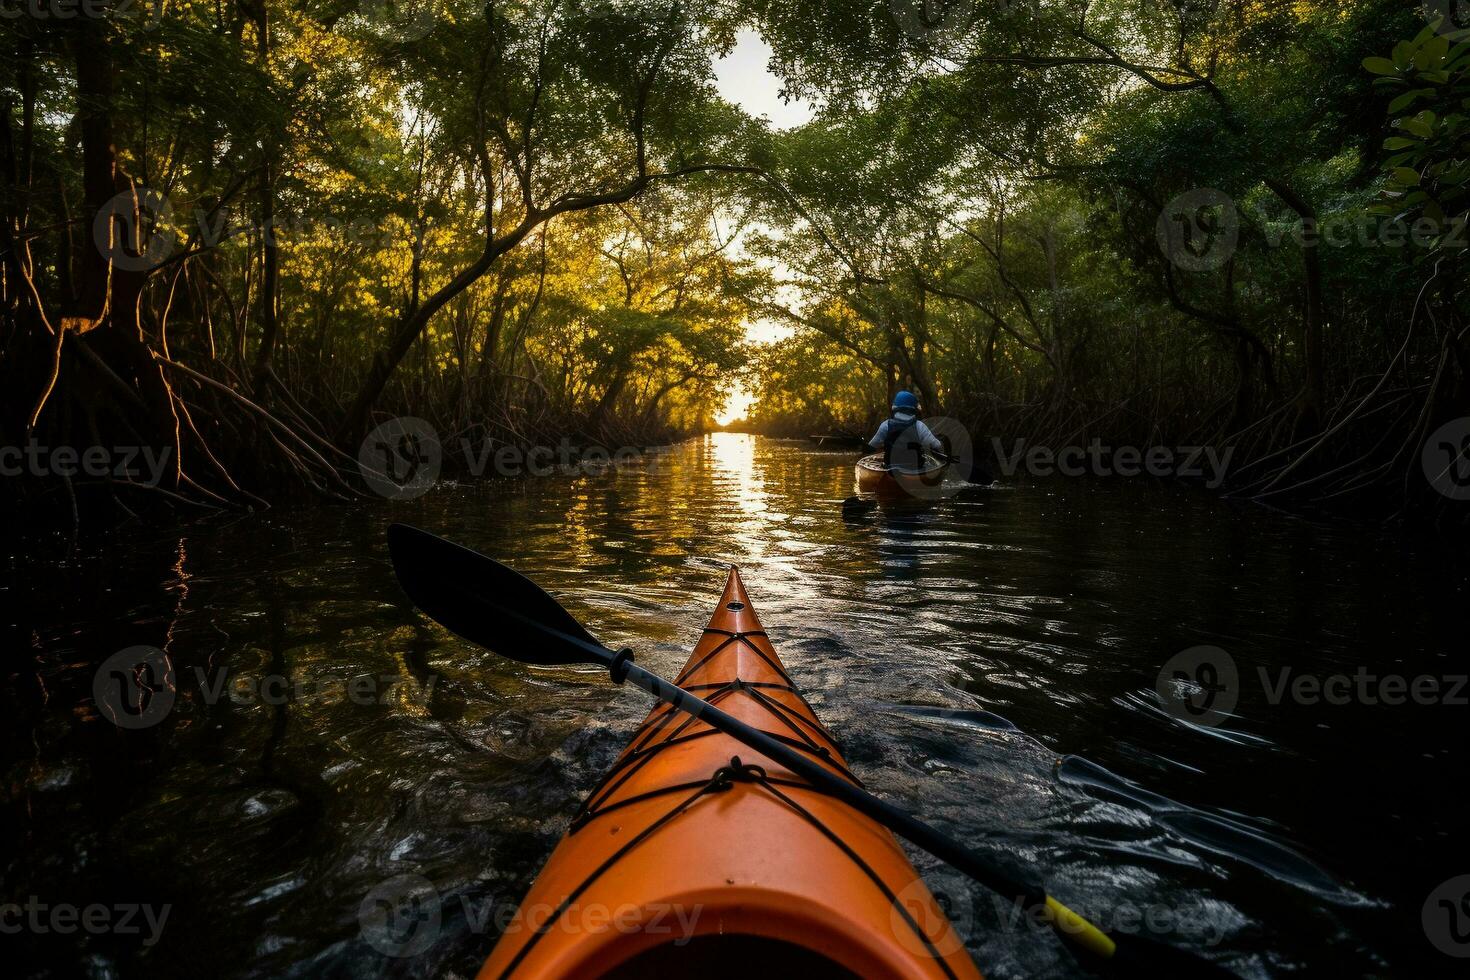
[868,390,944,470]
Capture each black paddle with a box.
[386,524,1237,979]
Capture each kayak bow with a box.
[479,567,982,979]
[389,525,1238,979]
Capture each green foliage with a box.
[4,0,1466,515]
[1,0,772,459]
[743,0,1467,480]
[1365,18,1470,259]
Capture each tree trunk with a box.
[594,361,632,426]
[64,20,122,334]
[253,160,280,385]
[250,10,280,388]
[1265,178,1326,432]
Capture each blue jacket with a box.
[869,413,943,470]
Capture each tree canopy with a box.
[2,0,1466,524]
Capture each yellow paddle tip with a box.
[1044,896,1118,960]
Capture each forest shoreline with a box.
[4,4,1468,541]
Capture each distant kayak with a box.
[479,567,980,979]
[855,452,947,500]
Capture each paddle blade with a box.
[387,524,609,667]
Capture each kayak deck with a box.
[855,453,947,500]
[478,568,980,979]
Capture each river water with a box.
[3,433,1464,978]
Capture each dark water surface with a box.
[3,434,1465,978]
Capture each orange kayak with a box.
[479,567,983,979]
[856,452,947,500]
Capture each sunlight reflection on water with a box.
[5,436,1463,978]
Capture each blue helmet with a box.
[892,390,919,413]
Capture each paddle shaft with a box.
[620,660,1023,887]
[488,608,1109,958]
[614,657,1114,963]
[387,526,1233,978]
